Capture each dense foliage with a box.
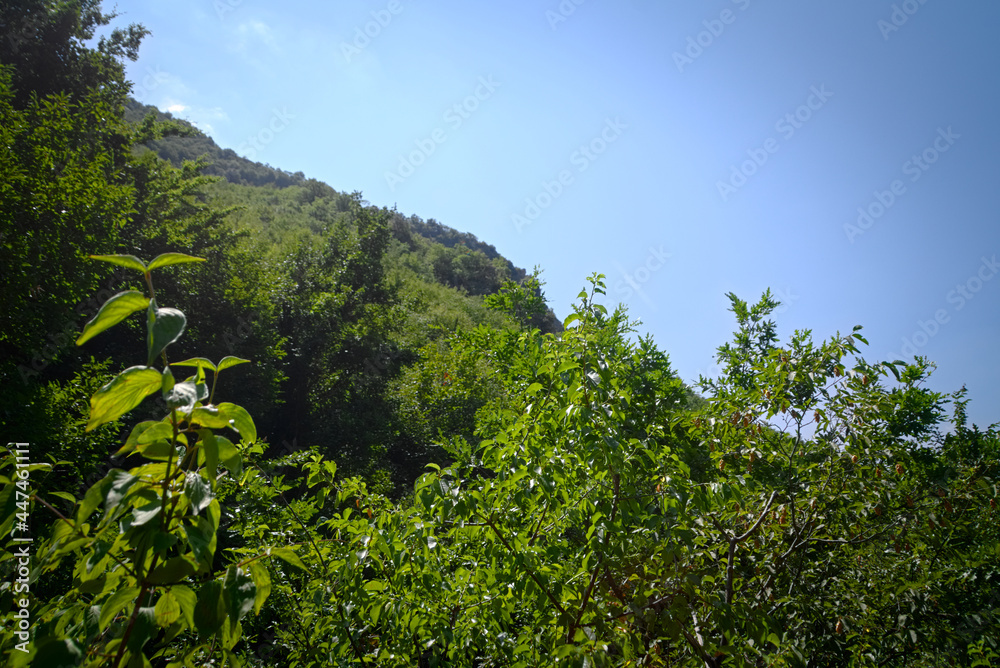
[1,3,998,666]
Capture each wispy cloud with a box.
[233,19,281,56]
[162,100,230,136]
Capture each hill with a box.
[124,98,560,329]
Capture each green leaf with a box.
[193,580,225,639]
[194,379,209,403]
[147,307,187,366]
[161,365,175,395]
[223,566,256,629]
[76,291,150,346]
[78,476,112,524]
[126,607,157,654]
[556,360,580,374]
[100,586,140,631]
[172,585,198,629]
[172,357,217,373]
[248,562,271,614]
[32,639,85,668]
[189,403,256,444]
[199,430,219,484]
[147,252,206,271]
[154,591,182,627]
[50,491,77,504]
[218,403,256,443]
[216,356,250,373]
[270,547,308,572]
[216,436,242,478]
[184,516,217,569]
[149,557,197,585]
[165,381,200,412]
[184,472,213,515]
[125,421,175,447]
[132,500,163,527]
[87,367,163,431]
[104,470,140,517]
[90,254,147,272]
[136,439,177,462]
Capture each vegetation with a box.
[1,3,998,666]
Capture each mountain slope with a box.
[125,99,561,333]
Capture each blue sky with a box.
[120,0,999,428]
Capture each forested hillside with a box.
[4,54,563,495]
[1,3,998,667]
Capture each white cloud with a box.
[127,67,193,104]
[162,100,230,137]
[233,19,281,55]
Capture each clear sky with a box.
[120,0,1000,428]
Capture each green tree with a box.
[0,0,147,109]
[275,200,401,477]
[485,269,549,330]
[0,68,135,377]
[247,280,997,667]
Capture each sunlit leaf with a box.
[89,254,146,272]
[76,291,150,346]
[99,586,140,631]
[172,357,217,373]
[154,590,182,627]
[86,366,163,431]
[270,547,308,572]
[217,356,251,373]
[147,252,206,271]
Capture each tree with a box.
[485,268,550,330]
[274,199,401,476]
[1,0,146,387]
[254,280,996,666]
[0,0,147,109]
